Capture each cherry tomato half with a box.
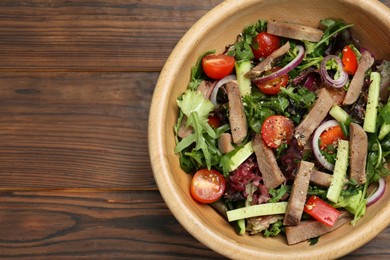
[202,54,235,80]
[256,67,288,95]
[207,114,221,128]
[190,169,226,204]
[252,32,281,59]
[261,115,294,149]
[342,45,358,75]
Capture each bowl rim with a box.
[149,0,390,258]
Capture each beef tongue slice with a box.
[283,161,314,226]
[252,133,286,189]
[285,211,352,245]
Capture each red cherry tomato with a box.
[252,32,281,59]
[190,169,226,204]
[319,125,347,150]
[342,45,358,75]
[201,54,235,80]
[261,115,294,148]
[304,196,341,227]
[256,67,288,95]
[207,114,221,128]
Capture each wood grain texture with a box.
[0,190,224,259]
[0,0,388,259]
[0,72,156,188]
[0,190,388,259]
[0,0,223,72]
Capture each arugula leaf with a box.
[227,19,267,61]
[188,50,215,90]
[279,86,316,109]
[263,220,284,237]
[378,98,390,125]
[334,190,365,215]
[289,19,353,74]
[227,41,254,61]
[308,19,354,57]
[243,89,289,132]
[175,90,222,171]
[268,184,291,203]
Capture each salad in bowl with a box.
[174,17,390,245]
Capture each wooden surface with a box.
[0,0,389,258]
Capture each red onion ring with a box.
[312,120,339,171]
[320,55,348,88]
[210,75,237,105]
[367,178,386,206]
[252,45,305,84]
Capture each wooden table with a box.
[0,0,389,258]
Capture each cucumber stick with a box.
[379,124,390,140]
[329,105,350,123]
[327,139,349,203]
[227,202,288,222]
[363,72,381,133]
[379,96,390,140]
[221,141,253,173]
[235,60,252,97]
[236,218,246,235]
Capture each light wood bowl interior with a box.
[149,0,390,258]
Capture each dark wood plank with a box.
[0,0,223,72]
[0,72,155,188]
[0,190,224,259]
[0,189,388,259]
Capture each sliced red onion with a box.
[303,73,320,92]
[253,45,305,84]
[292,67,316,85]
[312,120,339,171]
[367,178,386,206]
[320,55,348,88]
[210,75,237,105]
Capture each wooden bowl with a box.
[149,0,390,258]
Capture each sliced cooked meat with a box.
[349,123,368,184]
[226,81,248,144]
[285,211,352,245]
[218,133,235,154]
[342,50,375,105]
[246,215,284,235]
[267,20,324,42]
[252,133,286,189]
[245,41,290,79]
[197,80,216,100]
[310,170,332,187]
[283,161,314,226]
[325,85,346,105]
[294,88,335,147]
[177,116,193,139]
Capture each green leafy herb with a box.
[280,86,316,109]
[308,19,354,56]
[243,89,289,132]
[175,90,222,171]
[292,18,354,74]
[307,186,328,200]
[227,19,267,61]
[263,220,284,237]
[309,237,319,246]
[188,50,215,90]
[269,184,291,203]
